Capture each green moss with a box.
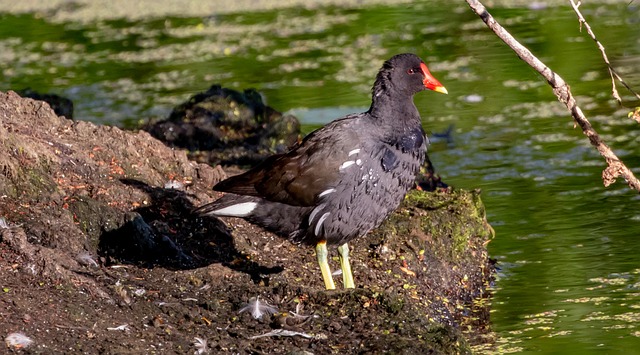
[377,290,405,314]
[367,187,493,341]
[0,133,61,200]
[0,165,58,200]
[394,189,493,259]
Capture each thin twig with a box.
[464,0,640,192]
[569,0,640,104]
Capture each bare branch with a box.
[569,0,640,104]
[464,0,640,192]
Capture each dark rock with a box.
[145,84,300,166]
[16,88,74,119]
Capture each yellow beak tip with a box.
[434,86,448,95]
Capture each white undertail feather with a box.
[210,202,257,217]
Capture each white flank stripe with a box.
[339,161,355,171]
[315,212,330,236]
[212,202,257,217]
[308,203,326,224]
[348,148,361,156]
[318,188,336,198]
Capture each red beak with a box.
[420,62,448,94]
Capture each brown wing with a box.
[213,116,362,206]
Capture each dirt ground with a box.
[0,91,493,354]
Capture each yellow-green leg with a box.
[338,243,355,288]
[316,241,335,290]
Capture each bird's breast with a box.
[398,127,425,153]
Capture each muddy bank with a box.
[0,90,493,353]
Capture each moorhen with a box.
[195,53,447,289]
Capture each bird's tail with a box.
[193,194,260,218]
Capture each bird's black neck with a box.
[370,91,418,113]
[367,88,421,131]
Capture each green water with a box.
[1,1,640,353]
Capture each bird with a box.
[194,53,447,289]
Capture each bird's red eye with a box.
[407,68,415,74]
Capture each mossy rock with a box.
[145,84,301,167]
[363,188,494,341]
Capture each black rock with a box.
[16,89,74,119]
[145,85,300,166]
